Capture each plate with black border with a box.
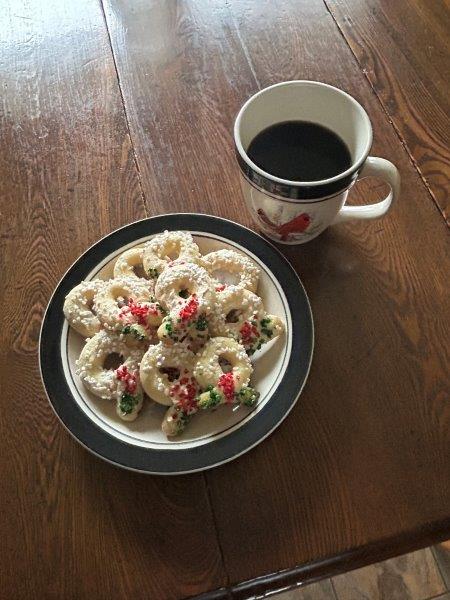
[39,214,313,474]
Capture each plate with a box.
[39,214,313,474]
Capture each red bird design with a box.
[257,209,311,241]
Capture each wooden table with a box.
[1,1,449,598]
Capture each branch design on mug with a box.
[257,208,316,241]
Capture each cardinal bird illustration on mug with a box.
[257,209,312,241]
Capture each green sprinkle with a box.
[119,392,141,415]
[122,324,147,340]
[195,315,208,331]
[172,409,190,434]
[156,303,167,315]
[210,388,222,403]
[198,388,223,409]
[238,386,260,407]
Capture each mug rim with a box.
[234,80,373,189]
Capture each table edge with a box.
[188,517,450,600]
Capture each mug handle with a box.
[333,157,400,224]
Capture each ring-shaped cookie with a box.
[94,276,154,331]
[76,330,144,421]
[140,342,199,407]
[63,279,106,338]
[201,249,259,292]
[209,286,284,355]
[209,286,263,339]
[113,247,149,280]
[155,262,215,312]
[143,231,201,279]
[193,337,258,409]
[155,262,214,345]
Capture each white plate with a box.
[40,214,313,473]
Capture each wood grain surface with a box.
[104,0,450,594]
[101,0,257,222]
[0,2,225,599]
[1,0,449,598]
[203,0,450,589]
[325,0,450,224]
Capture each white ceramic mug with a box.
[234,81,400,244]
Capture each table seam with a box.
[98,0,149,219]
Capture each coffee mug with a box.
[234,81,400,244]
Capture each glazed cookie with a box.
[201,249,260,292]
[155,262,215,344]
[156,300,210,346]
[162,404,190,437]
[63,279,106,338]
[209,285,284,355]
[239,313,285,356]
[155,262,215,312]
[162,397,199,437]
[76,330,144,421]
[113,246,149,280]
[93,276,155,332]
[193,337,259,409]
[143,231,201,279]
[119,298,166,342]
[209,286,263,338]
[140,342,199,407]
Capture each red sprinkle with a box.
[170,376,199,413]
[239,321,259,345]
[179,294,199,321]
[115,365,138,394]
[119,298,160,325]
[218,372,235,403]
[215,284,226,292]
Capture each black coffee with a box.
[247,120,352,181]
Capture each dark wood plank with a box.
[0,1,225,598]
[325,0,450,224]
[103,0,450,594]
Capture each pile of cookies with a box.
[63,231,284,436]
